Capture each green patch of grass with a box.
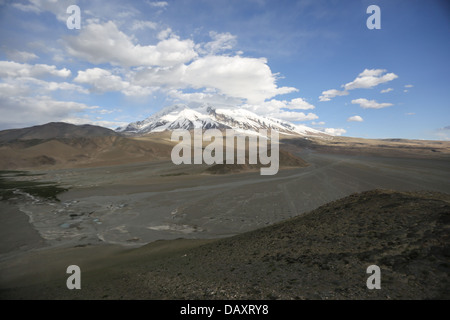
[14,172,46,177]
[160,172,188,177]
[0,170,44,177]
[0,171,68,201]
[0,170,28,175]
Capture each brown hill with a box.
[0,124,308,171]
[0,122,118,143]
[0,123,173,169]
[282,135,450,159]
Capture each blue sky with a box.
[0,0,448,139]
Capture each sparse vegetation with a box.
[160,172,188,177]
[0,170,67,201]
[2,190,448,299]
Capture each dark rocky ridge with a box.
[135,189,450,300]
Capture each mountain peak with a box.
[117,105,326,137]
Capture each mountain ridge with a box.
[117,104,326,137]
[0,122,173,169]
[0,122,118,143]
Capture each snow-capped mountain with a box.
[117,104,326,137]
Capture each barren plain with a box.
[0,134,449,299]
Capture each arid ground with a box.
[0,133,449,299]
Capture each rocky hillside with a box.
[0,122,118,142]
[0,122,173,169]
[3,189,448,299]
[131,189,450,300]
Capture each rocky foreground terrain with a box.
[2,189,449,300]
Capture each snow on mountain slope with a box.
[117,104,326,137]
[117,105,226,133]
[209,107,323,136]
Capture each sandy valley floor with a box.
[1,150,449,298]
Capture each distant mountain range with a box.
[0,116,449,171]
[117,104,326,137]
[0,120,310,171]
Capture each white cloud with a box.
[5,49,38,62]
[61,117,128,129]
[405,112,415,116]
[92,109,114,115]
[146,1,168,8]
[347,115,364,122]
[75,68,128,92]
[3,5,309,128]
[37,79,88,94]
[320,69,398,101]
[351,98,393,109]
[284,98,315,110]
[344,69,398,91]
[121,84,154,97]
[61,20,298,105]
[12,0,75,22]
[311,121,325,125]
[12,2,41,14]
[183,55,297,104]
[0,61,71,78]
[65,21,197,67]
[436,126,450,141]
[157,28,174,40]
[324,128,346,136]
[381,88,393,93]
[134,53,297,104]
[0,78,87,100]
[169,89,242,107]
[131,20,157,31]
[201,31,237,55]
[405,84,414,88]
[255,98,314,111]
[0,95,98,128]
[319,89,349,102]
[0,82,30,97]
[74,67,152,97]
[268,111,318,122]
[134,64,186,89]
[242,101,317,122]
[0,61,101,129]
[0,61,87,118]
